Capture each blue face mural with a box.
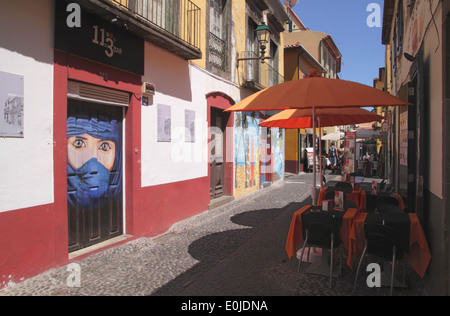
[67,103,122,209]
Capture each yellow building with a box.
[190,0,289,200]
[282,7,342,173]
[373,67,387,155]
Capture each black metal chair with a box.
[353,222,406,295]
[297,211,342,288]
[377,203,405,215]
[375,195,404,215]
[365,194,378,212]
[363,162,373,177]
[324,188,335,200]
[359,182,373,193]
[378,179,386,192]
[377,195,400,207]
[335,181,353,193]
[384,183,394,193]
[344,200,358,211]
[366,194,401,213]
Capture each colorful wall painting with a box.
[67,101,123,210]
[234,111,260,198]
[272,127,284,181]
[260,127,271,185]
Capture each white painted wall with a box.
[423,2,443,199]
[0,0,54,212]
[140,43,242,187]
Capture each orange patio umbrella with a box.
[226,70,410,112]
[260,107,384,189]
[259,107,384,129]
[225,70,411,205]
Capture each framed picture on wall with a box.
[157,104,171,142]
[185,109,195,143]
[0,71,24,138]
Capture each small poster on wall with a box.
[185,109,195,143]
[344,131,356,175]
[334,190,344,211]
[400,111,408,166]
[0,71,24,138]
[157,104,171,142]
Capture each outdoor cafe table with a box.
[348,212,431,278]
[317,186,367,210]
[285,205,361,273]
[318,185,407,211]
[365,192,406,210]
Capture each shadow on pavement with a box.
[151,195,431,296]
[150,201,306,296]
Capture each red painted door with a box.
[67,100,123,252]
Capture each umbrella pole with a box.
[312,106,317,205]
[319,118,323,190]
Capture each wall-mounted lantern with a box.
[237,22,272,64]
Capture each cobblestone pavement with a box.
[0,172,432,297]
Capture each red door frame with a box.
[53,51,142,262]
[206,92,235,198]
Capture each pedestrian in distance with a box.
[329,143,338,174]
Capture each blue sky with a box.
[289,0,385,87]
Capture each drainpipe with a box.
[297,47,304,79]
[319,39,323,69]
[297,47,304,172]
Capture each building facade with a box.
[283,7,342,174]
[382,0,450,295]
[0,0,288,289]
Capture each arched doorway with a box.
[206,92,234,208]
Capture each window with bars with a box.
[210,0,222,38]
[209,0,227,72]
[396,0,404,57]
[245,17,260,83]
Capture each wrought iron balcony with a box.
[77,0,202,60]
[209,32,227,72]
[265,62,284,87]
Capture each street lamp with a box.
[255,22,270,59]
[237,22,271,63]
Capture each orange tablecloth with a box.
[285,205,360,260]
[392,193,406,210]
[348,213,431,278]
[317,187,366,210]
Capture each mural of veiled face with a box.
[67,133,116,171]
[66,103,123,209]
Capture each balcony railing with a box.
[241,51,261,89]
[266,62,284,87]
[240,51,284,91]
[209,32,227,71]
[109,0,201,57]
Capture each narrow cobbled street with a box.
[0,172,431,297]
